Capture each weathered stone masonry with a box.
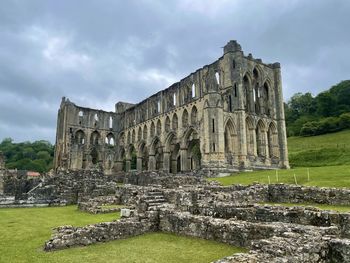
[53,40,289,174]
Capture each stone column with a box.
[136,157,142,171]
[180,148,188,171]
[236,80,248,167]
[125,160,131,172]
[273,63,290,168]
[148,155,156,171]
[163,152,170,172]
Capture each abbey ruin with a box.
[53,40,289,174]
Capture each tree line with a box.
[0,138,54,173]
[285,80,350,136]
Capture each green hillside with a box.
[288,129,350,167]
[209,130,350,188]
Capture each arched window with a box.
[78,111,83,117]
[94,113,99,121]
[232,60,236,69]
[182,109,189,128]
[143,125,148,140]
[191,106,198,125]
[215,72,220,85]
[157,101,161,113]
[173,93,177,106]
[191,84,196,98]
[109,116,113,128]
[156,120,161,135]
[150,122,155,137]
[165,116,170,133]
[172,113,178,131]
[138,127,142,141]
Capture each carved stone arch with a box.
[150,121,156,138]
[156,119,162,135]
[224,118,238,156]
[262,79,272,116]
[106,132,115,145]
[164,131,177,152]
[165,116,171,133]
[90,130,100,145]
[243,73,253,112]
[172,113,178,131]
[143,124,148,141]
[181,126,199,148]
[137,127,142,141]
[190,106,198,125]
[149,136,161,155]
[256,119,267,157]
[268,121,279,158]
[138,140,149,171]
[75,129,85,144]
[149,136,163,170]
[245,116,255,155]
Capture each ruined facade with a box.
[53,40,289,174]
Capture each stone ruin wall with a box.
[53,40,289,175]
[42,173,350,262]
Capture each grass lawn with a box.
[208,165,350,188]
[288,129,350,167]
[259,202,350,213]
[0,206,244,263]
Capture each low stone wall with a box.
[268,184,350,205]
[158,209,338,247]
[78,195,123,214]
[190,203,350,238]
[44,213,158,251]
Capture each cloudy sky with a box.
[0,0,349,143]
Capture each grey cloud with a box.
[0,0,349,143]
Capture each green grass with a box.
[288,129,350,167]
[0,206,244,263]
[260,202,350,213]
[209,165,350,188]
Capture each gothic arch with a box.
[75,130,85,144]
[190,106,198,125]
[243,73,253,112]
[224,118,238,154]
[137,127,142,141]
[143,124,148,141]
[90,131,100,145]
[268,122,279,158]
[150,122,155,138]
[156,119,161,135]
[172,113,178,131]
[165,116,171,133]
[256,119,267,157]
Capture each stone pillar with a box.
[273,63,290,169]
[163,152,170,172]
[125,160,131,172]
[148,155,156,171]
[136,157,142,171]
[236,80,248,167]
[180,148,188,171]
